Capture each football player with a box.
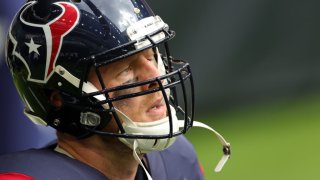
[0,0,230,179]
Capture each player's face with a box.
[88,48,167,123]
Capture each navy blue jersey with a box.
[0,136,204,180]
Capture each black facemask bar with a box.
[78,42,195,139]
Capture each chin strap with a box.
[131,120,231,180]
[188,121,231,172]
[133,140,153,180]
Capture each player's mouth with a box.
[146,98,167,119]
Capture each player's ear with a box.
[50,90,63,108]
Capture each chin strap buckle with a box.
[223,145,231,155]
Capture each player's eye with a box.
[115,65,134,83]
[116,65,132,78]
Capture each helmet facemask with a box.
[81,44,195,145]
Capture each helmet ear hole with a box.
[49,90,63,108]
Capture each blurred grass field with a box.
[186,93,320,180]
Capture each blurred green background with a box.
[1,0,320,179]
[186,93,320,179]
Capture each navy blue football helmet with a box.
[6,0,195,139]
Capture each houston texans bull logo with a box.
[8,1,80,83]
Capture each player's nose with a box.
[136,55,163,91]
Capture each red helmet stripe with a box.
[47,2,79,78]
